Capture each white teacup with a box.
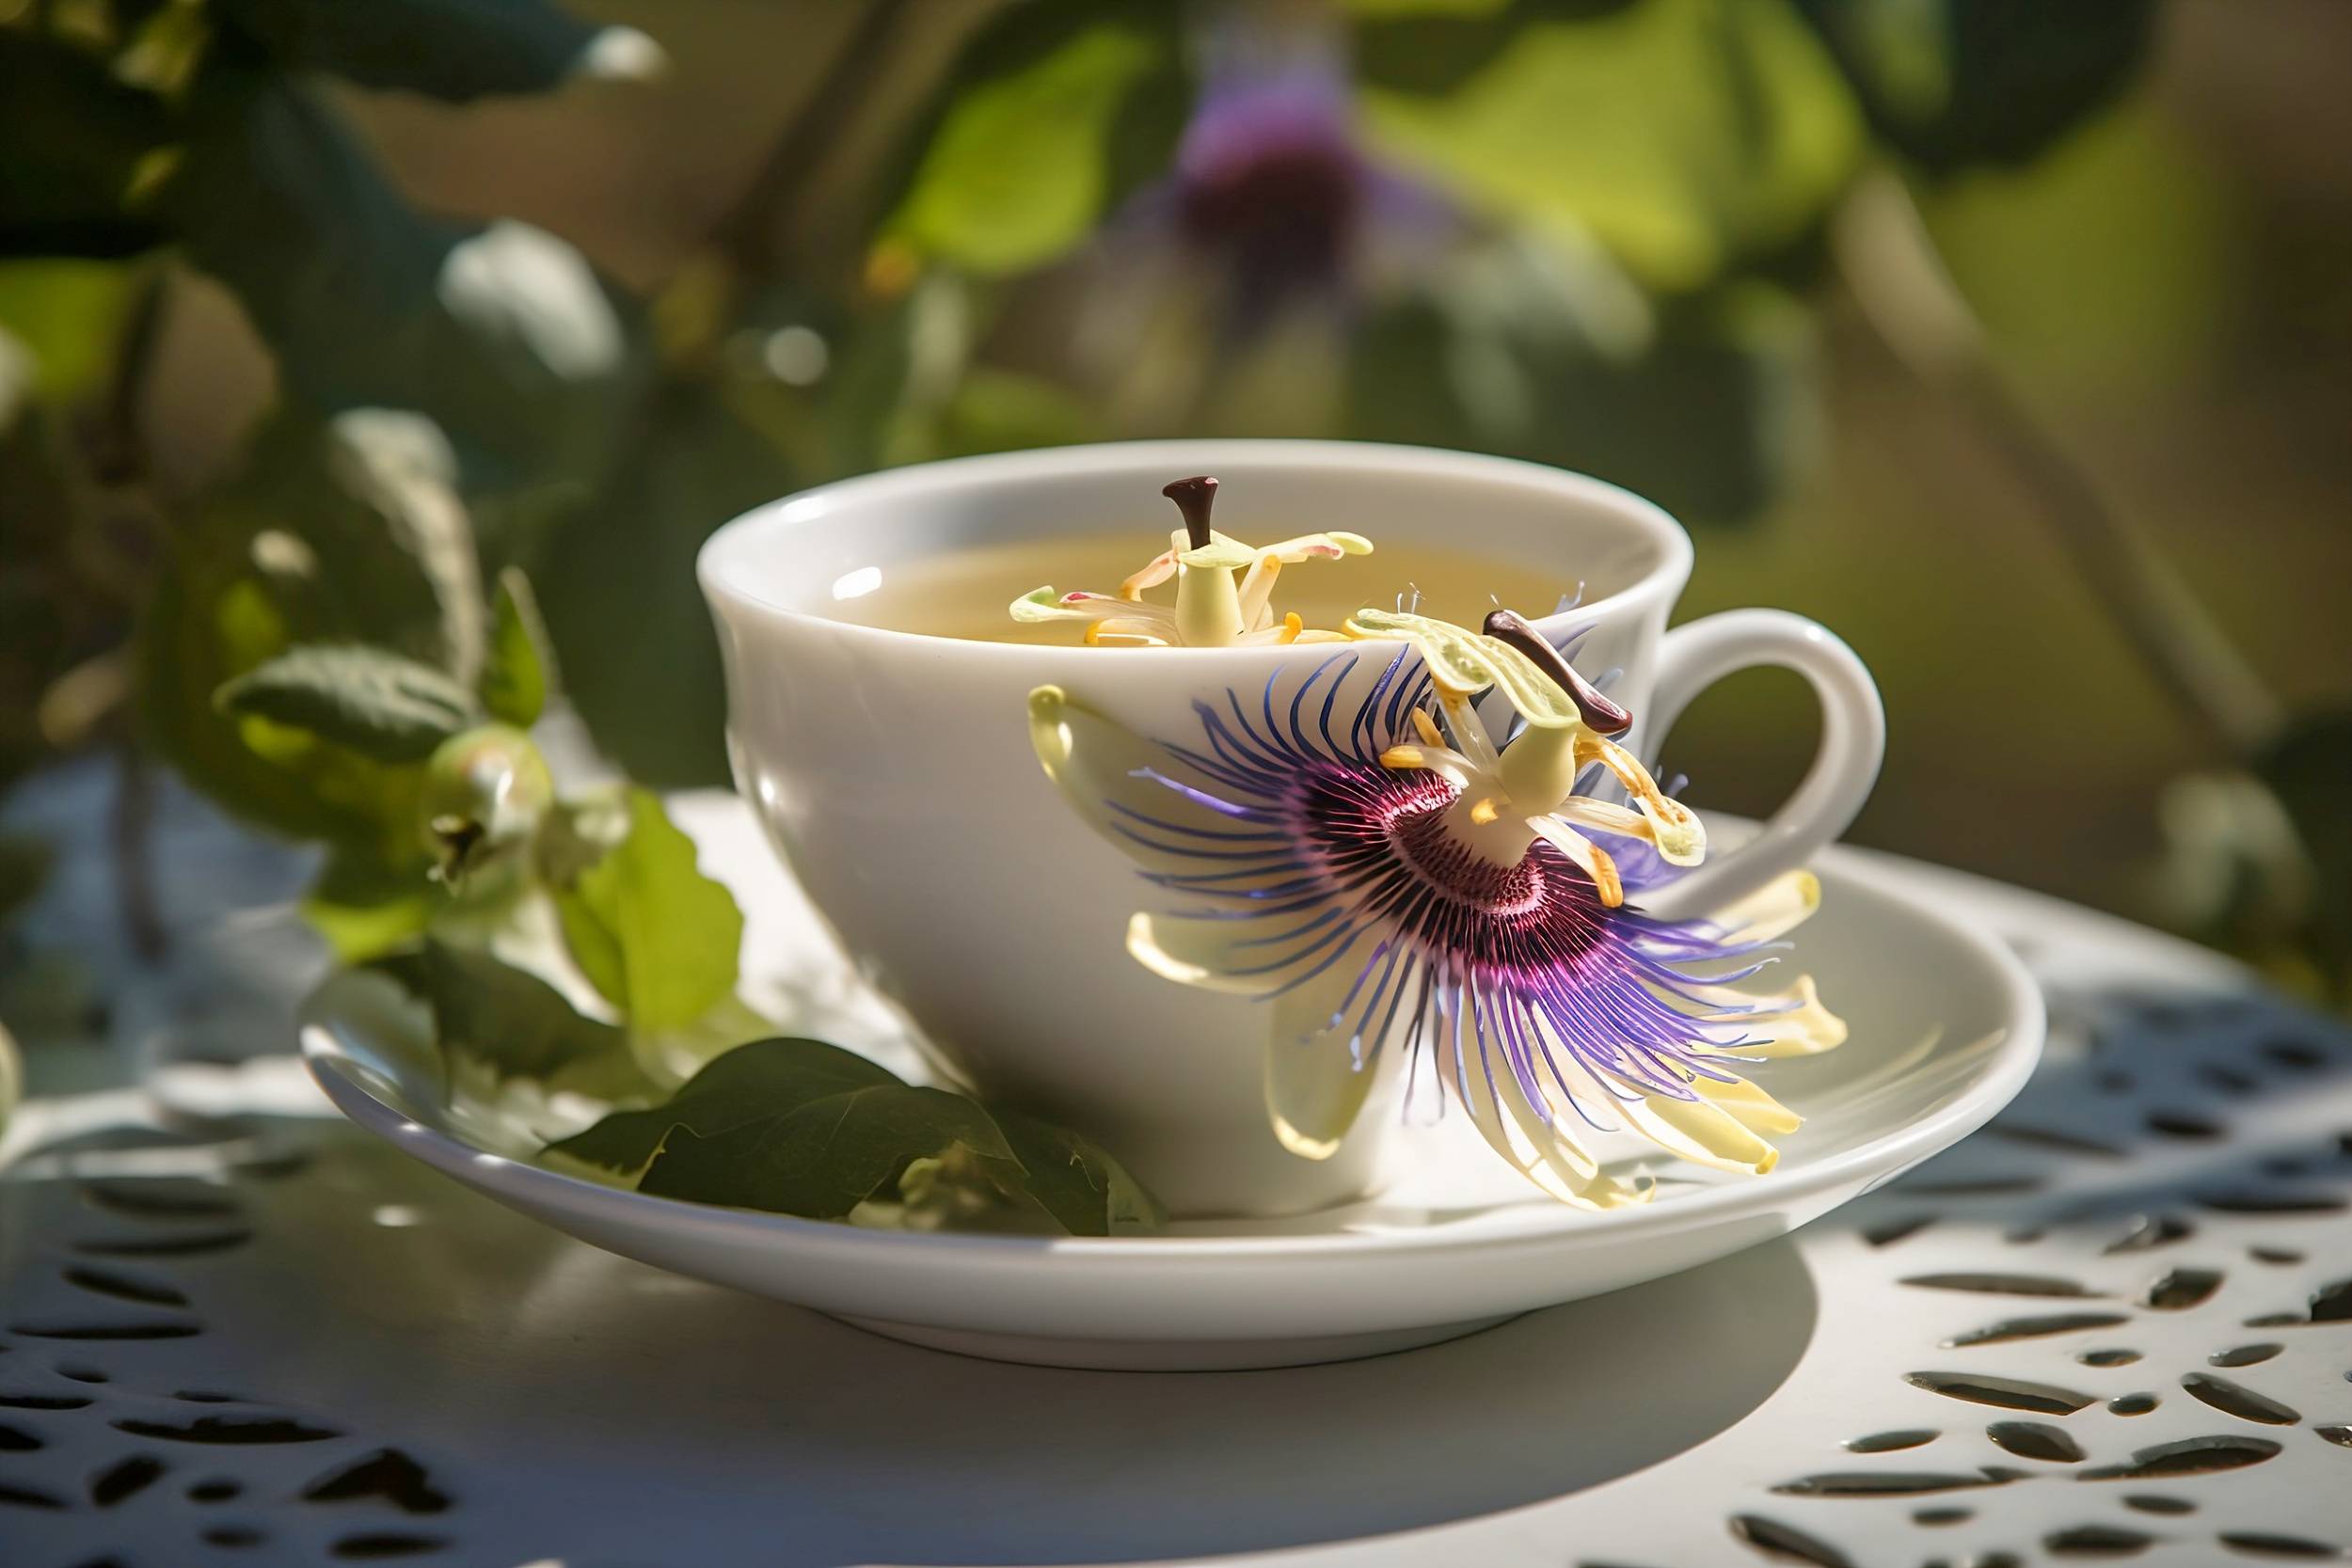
[700,441,1883,1217]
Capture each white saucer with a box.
[299,802,2042,1370]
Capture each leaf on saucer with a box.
[991,1108,1168,1236]
[214,642,479,764]
[551,788,743,1034]
[478,567,555,728]
[373,939,631,1086]
[546,1038,1165,1235]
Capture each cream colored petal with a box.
[1029,685,1285,879]
[1621,1085,1781,1175]
[1690,974,1848,1059]
[1263,958,1390,1160]
[1707,869,1821,944]
[1129,911,1357,998]
[1120,549,1178,597]
[1690,1070,1804,1136]
[1438,1003,1646,1210]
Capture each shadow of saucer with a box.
[234,1138,1817,1567]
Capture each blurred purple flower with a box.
[1121,45,1452,333]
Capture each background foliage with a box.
[2,0,2349,1002]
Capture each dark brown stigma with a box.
[1162,475,1218,551]
[1483,609,1632,735]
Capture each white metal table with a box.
[2,784,2346,1568]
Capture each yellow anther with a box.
[1379,745,1426,770]
[1469,797,1501,826]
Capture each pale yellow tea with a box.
[821,532,1573,646]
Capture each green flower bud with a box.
[419,723,553,884]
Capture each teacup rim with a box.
[697,439,1695,663]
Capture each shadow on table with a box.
[213,1132,1818,1566]
[485,1230,1817,1565]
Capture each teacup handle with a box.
[1630,609,1884,924]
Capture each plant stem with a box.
[1832,166,2284,760]
[707,0,916,279]
[111,736,167,962]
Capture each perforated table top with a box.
[2,792,2346,1568]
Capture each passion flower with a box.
[1026,610,1844,1207]
[1011,476,1372,647]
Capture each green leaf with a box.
[991,1107,1168,1237]
[547,1037,1163,1233]
[532,388,790,786]
[1347,245,1817,523]
[478,567,553,726]
[0,261,143,403]
[552,788,742,1033]
[375,939,630,1083]
[212,0,663,103]
[1358,0,1865,293]
[547,1036,899,1175]
[137,499,432,850]
[303,847,436,962]
[215,644,480,764]
[158,70,641,483]
[0,31,171,260]
[1791,0,2155,176]
[875,2,1184,277]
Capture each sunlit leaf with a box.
[215,643,480,763]
[137,499,429,850]
[212,0,664,103]
[304,846,437,961]
[876,2,1184,277]
[0,261,141,402]
[478,567,553,727]
[1358,0,1865,292]
[552,787,741,1033]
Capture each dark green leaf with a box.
[1352,0,1642,96]
[1356,0,1865,293]
[991,1107,1168,1237]
[0,31,170,259]
[212,0,662,103]
[532,387,790,785]
[479,567,553,726]
[1348,246,1816,523]
[548,1038,1165,1234]
[1792,0,2156,175]
[159,70,642,483]
[375,939,631,1083]
[551,787,741,1032]
[873,1,1184,277]
[2256,711,2352,993]
[547,1036,899,1174]
[215,643,479,763]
